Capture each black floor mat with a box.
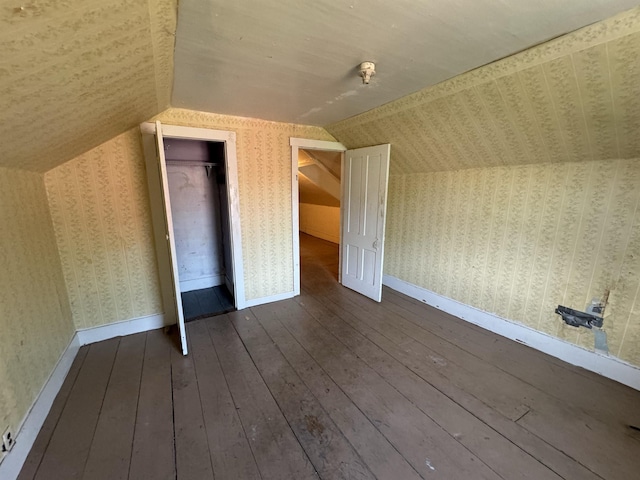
[181,285,235,322]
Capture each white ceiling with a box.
[171,0,639,126]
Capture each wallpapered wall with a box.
[45,130,163,330]
[155,108,336,301]
[385,159,640,366]
[0,168,74,434]
[1,0,177,173]
[327,7,640,175]
[45,109,335,329]
[299,204,341,244]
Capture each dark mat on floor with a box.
[182,285,235,322]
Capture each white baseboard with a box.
[76,313,168,346]
[180,274,224,293]
[0,333,81,480]
[382,275,640,391]
[241,291,296,309]
[0,314,171,479]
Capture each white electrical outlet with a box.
[1,426,14,454]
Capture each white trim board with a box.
[382,275,640,391]
[76,314,168,346]
[0,333,80,480]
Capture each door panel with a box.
[341,144,391,302]
[154,121,189,355]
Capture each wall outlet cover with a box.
[1,427,14,454]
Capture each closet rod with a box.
[165,160,221,167]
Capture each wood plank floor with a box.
[20,233,640,479]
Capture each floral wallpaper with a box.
[45,129,163,329]
[0,167,74,435]
[156,108,336,301]
[0,0,176,172]
[327,7,640,175]
[45,109,335,328]
[385,159,640,366]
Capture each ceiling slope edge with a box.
[328,6,640,132]
[327,7,640,175]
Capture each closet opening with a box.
[164,137,236,321]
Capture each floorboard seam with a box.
[296,294,507,480]
[244,308,380,479]
[298,287,577,480]
[205,317,265,480]
[187,325,218,479]
[270,304,424,479]
[126,333,147,480]
[28,347,89,480]
[233,310,321,478]
[79,339,121,479]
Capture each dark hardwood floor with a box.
[19,233,640,479]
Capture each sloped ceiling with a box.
[3,1,640,174]
[0,0,176,172]
[171,0,639,126]
[306,150,342,179]
[298,174,340,207]
[327,7,640,174]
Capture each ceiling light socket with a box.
[359,61,375,84]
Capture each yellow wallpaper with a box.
[385,159,640,366]
[45,129,163,329]
[0,0,176,172]
[46,109,334,326]
[327,7,640,174]
[299,204,341,244]
[156,108,336,300]
[0,167,74,434]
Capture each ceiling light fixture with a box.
[359,61,375,84]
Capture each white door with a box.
[341,144,391,302]
[151,121,189,355]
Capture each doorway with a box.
[290,138,391,303]
[164,137,236,321]
[297,147,342,282]
[142,122,245,355]
[290,138,346,295]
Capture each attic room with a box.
[2,0,640,478]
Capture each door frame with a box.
[141,122,247,321]
[290,138,346,295]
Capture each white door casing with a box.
[341,144,391,302]
[141,121,246,356]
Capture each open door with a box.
[143,122,245,355]
[341,144,391,302]
[149,121,188,355]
